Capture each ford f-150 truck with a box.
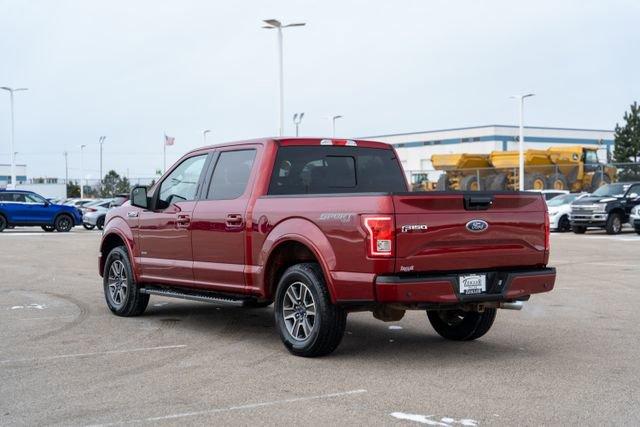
[99,138,556,357]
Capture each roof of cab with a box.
[186,137,392,155]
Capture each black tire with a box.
[436,174,450,191]
[547,173,569,191]
[572,225,587,234]
[103,246,149,316]
[558,215,571,232]
[0,214,6,232]
[605,212,623,235]
[274,263,347,357]
[525,173,547,190]
[489,173,507,191]
[83,223,96,230]
[54,214,74,232]
[427,308,497,341]
[460,175,480,191]
[635,228,640,235]
[96,216,105,230]
[41,225,55,232]
[590,173,611,192]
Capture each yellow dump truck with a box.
[432,146,616,192]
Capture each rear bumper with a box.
[374,267,556,304]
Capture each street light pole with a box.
[1,86,28,188]
[80,144,86,199]
[292,113,304,136]
[203,129,211,145]
[63,151,69,197]
[331,115,343,137]
[99,136,106,192]
[262,19,306,136]
[511,94,535,191]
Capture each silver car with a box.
[82,199,113,230]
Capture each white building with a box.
[0,163,28,186]
[365,125,614,181]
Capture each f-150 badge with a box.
[401,224,428,233]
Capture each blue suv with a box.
[0,190,83,232]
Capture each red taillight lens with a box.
[544,209,550,253]
[362,215,394,257]
[87,207,97,212]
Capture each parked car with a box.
[630,205,640,234]
[527,189,570,201]
[64,198,96,210]
[547,193,589,232]
[570,182,640,234]
[108,193,130,208]
[99,137,555,357]
[0,189,83,232]
[82,199,114,230]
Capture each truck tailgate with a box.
[393,193,548,273]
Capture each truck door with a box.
[191,147,258,293]
[137,154,209,285]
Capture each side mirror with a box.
[131,186,149,209]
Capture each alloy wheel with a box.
[107,260,128,308]
[282,281,317,341]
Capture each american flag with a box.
[164,134,175,146]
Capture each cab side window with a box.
[157,155,207,209]
[207,150,256,200]
[584,151,598,164]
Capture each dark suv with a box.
[570,182,640,234]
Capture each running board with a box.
[140,287,250,307]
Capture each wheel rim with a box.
[613,217,621,233]
[553,180,564,190]
[107,260,128,308]
[282,281,316,341]
[58,217,71,231]
[533,179,545,190]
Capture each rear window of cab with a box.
[268,146,407,195]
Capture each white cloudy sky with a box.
[1,0,639,180]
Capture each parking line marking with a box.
[87,389,367,426]
[0,344,187,364]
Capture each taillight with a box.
[87,208,97,212]
[362,215,394,257]
[544,209,550,253]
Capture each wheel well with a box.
[55,212,73,221]
[100,233,127,275]
[264,241,319,300]
[609,208,626,219]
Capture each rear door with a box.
[191,146,259,293]
[393,193,547,273]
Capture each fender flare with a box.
[99,216,138,279]
[260,217,338,302]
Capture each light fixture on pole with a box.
[1,86,28,188]
[203,129,211,145]
[292,113,304,136]
[510,93,535,191]
[80,144,87,199]
[262,19,306,137]
[99,136,106,189]
[331,115,343,137]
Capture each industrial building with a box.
[0,163,27,186]
[366,125,615,182]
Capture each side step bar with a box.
[140,287,251,307]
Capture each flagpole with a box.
[163,138,166,173]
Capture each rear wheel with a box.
[54,214,73,232]
[103,246,149,316]
[547,173,568,190]
[83,223,95,230]
[488,173,507,191]
[0,215,6,232]
[590,173,611,192]
[572,225,587,234]
[427,308,497,341]
[525,173,547,190]
[436,174,450,191]
[274,263,347,357]
[605,213,622,235]
[460,175,480,191]
[41,225,55,232]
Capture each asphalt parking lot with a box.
[1,228,639,426]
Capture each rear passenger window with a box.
[268,146,407,195]
[207,150,256,200]
[0,192,14,201]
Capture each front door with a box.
[191,147,258,293]
[138,153,209,286]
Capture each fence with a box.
[407,162,640,192]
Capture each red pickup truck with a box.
[99,137,555,357]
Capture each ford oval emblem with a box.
[466,219,488,232]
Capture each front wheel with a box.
[558,215,571,232]
[427,308,497,341]
[103,246,149,316]
[55,214,74,232]
[83,223,95,230]
[274,263,347,357]
[572,225,587,234]
[605,213,622,235]
[96,216,105,230]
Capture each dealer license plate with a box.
[459,274,487,295]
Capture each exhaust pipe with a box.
[499,301,524,310]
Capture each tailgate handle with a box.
[463,195,494,211]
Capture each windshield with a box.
[547,194,578,207]
[592,183,629,197]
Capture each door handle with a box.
[176,214,191,229]
[225,214,244,228]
